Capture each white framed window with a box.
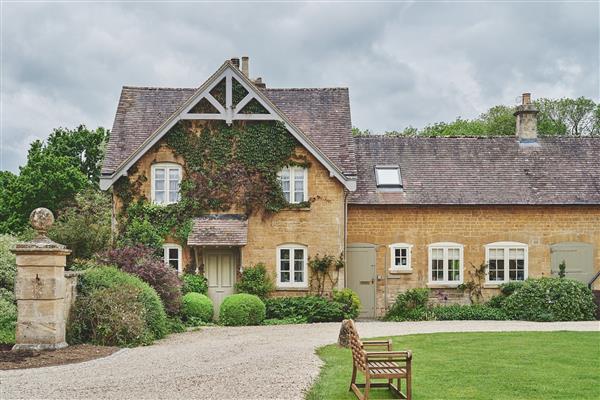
[375,165,402,188]
[276,244,308,288]
[485,242,528,283]
[389,243,413,272]
[428,242,464,285]
[151,163,181,205]
[163,244,182,274]
[278,167,308,204]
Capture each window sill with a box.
[483,283,502,289]
[427,283,461,289]
[280,207,311,212]
[388,268,413,274]
[275,286,309,291]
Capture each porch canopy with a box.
[187,214,248,246]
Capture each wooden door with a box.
[550,242,594,284]
[205,250,236,318]
[347,244,376,318]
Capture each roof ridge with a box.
[263,87,348,91]
[122,85,195,91]
[355,135,600,140]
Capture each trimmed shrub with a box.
[68,284,150,346]
[433,304,507,320]
[99,245,182,315]
[262,316,308,325]
[76,266,168,340]
[0,234,17,292]
[385,288,432,321]
[182,293,214,323]
[0,287,15,304]
[487,294,506,309]
[219,294,266,326]
[182,274,208,295]
[332,288,361,319]
[500,281,525,296]
[166,317,187,333]
[235,263,274,299]
[502,278,596,321]
[0,298,17,344]
[265,296,345,323]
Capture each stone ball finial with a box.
[30,207,54,235]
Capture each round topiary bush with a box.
[503,277,596,321]
[219,293,266,326]
[73,266,168,341]
[182,292,213,323]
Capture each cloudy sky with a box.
[1,1,598,172]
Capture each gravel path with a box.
[1,320,598,399]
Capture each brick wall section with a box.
[115,132,346,295]
[347,205,600,316]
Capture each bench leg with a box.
[349,365,357,391]
[406,375,412,400]
[364,377,371,400]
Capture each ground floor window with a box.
[428,242,463,285]
[276,244,307,287]
[389,243,412,271]
[485,242,528,283]
[163,244,182,274]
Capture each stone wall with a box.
[347,204,600,316]
[63,271,82,323]
[117,126,347,294]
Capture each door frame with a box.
[346,243,377,319]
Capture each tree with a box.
[0,125,108,234]
[479,105,515,136]
[48,189,112,262]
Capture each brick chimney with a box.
[514,93,539,142]
[241,56,249,77]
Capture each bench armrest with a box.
[362,340,392,350]
[366,350,412,362]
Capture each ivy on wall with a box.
[114,120,311,251]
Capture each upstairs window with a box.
[278,167,308,204]
[375,166,402,188]
[428,242,463,285]
[152,163,181,205]
[485,242,528,283]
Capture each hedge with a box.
[219,294,266,326]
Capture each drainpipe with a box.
[343,189,349,289]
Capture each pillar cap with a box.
[11,208,71,254]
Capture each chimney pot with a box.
[514,92,539,143]
[241,56,249,77]
[230,58,240,68]
[253,77,266,89]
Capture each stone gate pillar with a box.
[11,208,71,351]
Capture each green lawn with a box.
[306,331,600,400]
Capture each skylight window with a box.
[375,166,402,188]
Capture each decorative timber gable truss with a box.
[99,61,357,191]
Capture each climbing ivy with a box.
[114,120,310,250]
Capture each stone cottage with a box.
[100,58,600,317]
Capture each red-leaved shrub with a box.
[99,245,182,315]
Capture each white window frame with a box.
[277,167,308,204]
[276,244,308,288]
[375,165,402,188]
[151,163,182,205]
[163,244,183,274]
[389,243,413,272]
[484,242,528,284]
[427,242,464,286]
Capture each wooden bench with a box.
[347,320,412,400]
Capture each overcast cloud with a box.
[1,1,598,172]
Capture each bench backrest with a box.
[347,320,367,372]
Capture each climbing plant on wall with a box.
[114,120,311,251]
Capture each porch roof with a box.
[187,214,248,246]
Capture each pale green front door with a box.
[347,244,376,318]
[205,250,236,318]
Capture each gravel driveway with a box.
[1,320,598,399]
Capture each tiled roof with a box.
[350,136,600,205]
[101,86,355,176]
[188,214,248,246]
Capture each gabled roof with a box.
[101,62,356,190]
[350,136,600,205]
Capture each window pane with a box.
[447,248,460,281]
[155,191,165,204]
[280,260,290,272]
[376,168,400,185]
[279,169,291,202]
[169,191,178,203]
[488,248,505,281]
[294,249,304,261]
[294,271,303,282]
[280,249,290,260]
[509,250,525,281]
[431,253,444,281]
[169,168,180,180]
[155,179,165,191]
[155,168,165,179]
[281,271,290,282]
